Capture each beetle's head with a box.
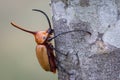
[11,21,49,44]
[34,31,48,44]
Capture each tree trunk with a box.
[51,0,120,80]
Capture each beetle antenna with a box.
[32,9,52,30]
[48,30,91,41]
[11,21,36,34]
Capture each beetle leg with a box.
[48,44,72,74]
[55,58,74,75]
[49,44,68,56]
[46,44,56,73]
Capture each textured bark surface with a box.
[51,0,120,80]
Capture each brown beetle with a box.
[11,9,56,73]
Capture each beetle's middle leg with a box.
[48,44,73,74]
[49,44,68,56]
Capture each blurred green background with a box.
[0,0,58,80]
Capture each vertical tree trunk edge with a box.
[51,0,120,80]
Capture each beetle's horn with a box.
[11,21,36,34]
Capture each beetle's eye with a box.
[43,36,46,40]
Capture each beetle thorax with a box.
[34,31,49,44]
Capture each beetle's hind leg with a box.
[54,58,74,75]
[48,44,72,74]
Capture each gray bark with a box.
[51,0,120,80]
